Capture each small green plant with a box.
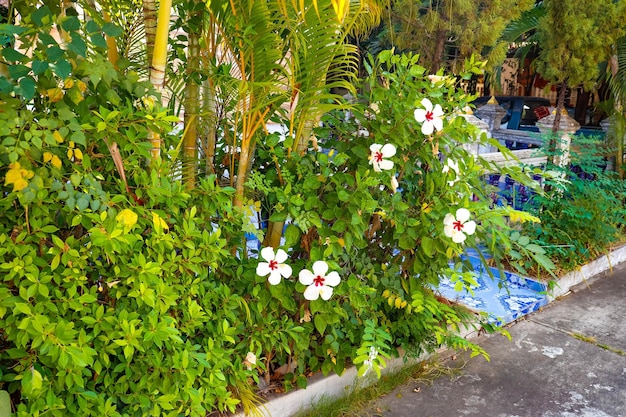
[521,134,626,272]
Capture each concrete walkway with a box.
[368,261,626,417]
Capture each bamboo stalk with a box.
[183,24,201,189]
[147,0,172,160]
[103,11,119,70]
[143,0,157,68]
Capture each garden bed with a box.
[234,243,626,417]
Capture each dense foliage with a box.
[520,135,626,273]
[0,4,539,417]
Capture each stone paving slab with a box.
[369,262,626,417]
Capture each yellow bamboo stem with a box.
[147,0,172,160]
[150,0,171,90]
[103,12,119,70]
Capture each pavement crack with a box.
[528,318,625,356]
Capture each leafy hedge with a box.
[0,9,536,417]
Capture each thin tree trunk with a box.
[183,24,201,189]
[431,29,446,73]
[143,0,157,69]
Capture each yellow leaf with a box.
[51,155,62,169]
[116,209,138,230]
[12,178,28,191]
[331,0,349,21]
[64,78,74,89]
[53,131,64,143]
[337,237,345,248]
[43,152,53,163]
[151,212,169,233]
[67,149,73,159]
[73,148,83,161]
[421,203,432,213]
[47,88,64,103]
[4,162,34,192]
[76,80,87,93]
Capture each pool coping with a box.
[234,244,626,417]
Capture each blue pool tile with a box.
[436,261,548,325]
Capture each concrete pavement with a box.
[368,261,626,417]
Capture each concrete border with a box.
[547,244,626,300]
[235,244,626,417]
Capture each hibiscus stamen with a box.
[374,151,383,162]
[313,275,325,286]
[425,111,434,122]
[268,260,278,270]
[453,220,463,231]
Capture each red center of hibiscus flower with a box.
[313,275,325,286]
[374,151,384,162]
[453,220,464,231]
[425,111,434,122]
[269,260,278,270]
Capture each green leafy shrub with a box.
[521,135,626,272]
[0,6,537,416]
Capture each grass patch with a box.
[293,356,464,417]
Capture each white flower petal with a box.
[274,248,289,263]
[432,104,444,117]
[432,117,443,132]
[324,271,341,287]
[256,262,271,277]
[303,285,320,300]
[377,159,394,171]
[414,108,427,123]
[278,263,292,278]
[380,143,396,158]
[443,213,455,227]
[452,230,467,244]
[456,208,471,223]
[463,220,477,236]
[319,286,334,300]
[444,224,455,238]
[268,271,282,285]
[299,269,314,285]
[260,247,275,262]
[312,260,329,277]
[420,98,433,111]
[369,143,383,153]
[371,160,382,172]
[421,122,434,136]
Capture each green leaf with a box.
[68,32,87,57]
[18,77,36,100]
[91,33,107,49]
[85,20,100,34]
[31,60,49,75]
[2,48,27,63]
[0,390,11,417]
[314,314,327,335]
[525,243,545,255]
[40,225,59,233]
[53,60,72,80]
[421,236,434,257]
[31,6,53,27]
[8,64,30,79]
[102,22,123,37]
[283,224,301,248]
[61,16,81,32]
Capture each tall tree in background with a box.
[388,0,534,72]
[533,0,626,132]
